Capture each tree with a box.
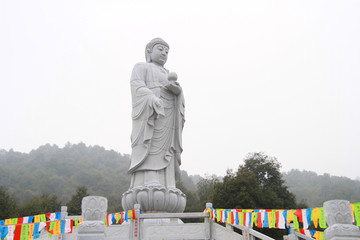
[0,186,18,219]
[67,186,89,215]
[240,152,296,209]
[176,180,200,212]
[19,193,61,216]
[212,152,297,240]
[213,152,296,209]
[197,175,219,208]
[212,168,260,209]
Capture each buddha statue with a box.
[122,38,186,213]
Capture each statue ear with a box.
[145,48,152,62]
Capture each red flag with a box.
[14,224,22,240]
[46,222,54,234]
[17,217,23,224]
[294,210,303,222]
[257,212,263,228]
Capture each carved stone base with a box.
[324,224,360,240]
[78,196,108,240]
[122,185,186,213]
[78,221,106,240]
[323,200,360,240]
[82,196,108,221]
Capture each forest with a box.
[1,143,360,220]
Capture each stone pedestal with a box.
[324,200,360,240]
[78,221,106,240]
[77,196,108,240]
[122,185,186,213]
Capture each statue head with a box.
[145,38,170,66]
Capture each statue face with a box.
[150,44,169,66]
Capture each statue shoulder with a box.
[133,62,152,70]
[131,62,152,78]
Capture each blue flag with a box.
[0,226,8,240]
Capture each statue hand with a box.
[165,82,182,95]
[154,97,163,108]
[152,97,164,117]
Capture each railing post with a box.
[243,226,251,240]
[131,204,140,240]
[205,202,213,240]
[284,223,298,240]
[205,202,212,224]
[289,223,296,235]
[60,206,68,240]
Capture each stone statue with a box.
[122,38,186,213]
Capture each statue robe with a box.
[128,62,185,188]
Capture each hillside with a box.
[1,143,359,212]
[0,143,132,211]
[0,143,198,212]
[283,169,360,207]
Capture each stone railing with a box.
[283,200,360,240]
[225,222,275,240]
[33,198,360,240]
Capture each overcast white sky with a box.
[1,0,359,179]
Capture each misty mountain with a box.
[0,143,198,212]
[283,169,360,207]
[1,143,359,212]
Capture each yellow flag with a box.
[351,203,355,222]
[227,210,231,224]
[312,208,320,228]
[287,210,293,226]
[34,215,40,223]
[28,223,34,240]
[54,221,61,235]
[268,211,273,228]
[115,213,120,224]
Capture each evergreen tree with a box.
[0,186,18,219]
[19,193,61,216]
[67,186,89,215]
